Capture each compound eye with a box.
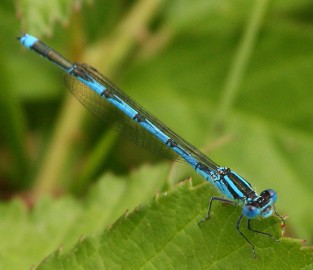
[243,205,261,219]
[260,189,277,203]
[261,206,273,218]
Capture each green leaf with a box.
[36,180,312,269]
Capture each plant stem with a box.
[213,0,270,134]
[32,0,164,199]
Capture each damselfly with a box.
[18,33,285,257]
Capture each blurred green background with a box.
[0,0,313,267]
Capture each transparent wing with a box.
[66,63,220,171]
[65,67,177,160]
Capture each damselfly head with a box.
[242,189,278,219]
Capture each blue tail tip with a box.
[18,33,38,48]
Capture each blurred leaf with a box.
[16,0,92,36]
[0,164,169,269]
